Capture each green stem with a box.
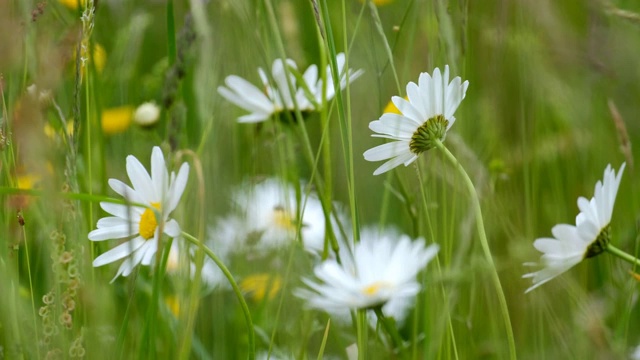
[140,237,173,359]
[356,309,368,360]
[166,0,177,65]
[606,244,640,266]
[373,306,404,355]
[21,226,41,359]
[181,231,255,360]
[0,187,147,208]
[434,139,516,360]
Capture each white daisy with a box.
[88,146,189,282]
[295,228,439,322]
[231,178,328,252]
[363,65,469,175]
[523,163,626,293]
[217,53,362,123]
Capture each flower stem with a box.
[181,231,255,360]
[606,243,640,266]
[373,306,405,355]
[356,309,368,360]
[434,139,516,360]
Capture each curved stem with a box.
[373,306,404,355]
[434,139,516,360]
[181,231,255,360]
[606,243,640,266]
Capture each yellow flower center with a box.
[272,205,296,231]
[362,281,391,296]
[139,202,161,240]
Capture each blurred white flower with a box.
[133,102,161,126]
[296,227,439,323]
[363,65,468,175]
[165,242,226,290]
[218,53,363,123]
[232,178,328,252]
[88,146,189,282]
[523,163,626,293]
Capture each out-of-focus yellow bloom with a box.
[73,43,106,74]
[359,0,394,6]
[17,174,41,190]
[44,122,74,139]
[101,106,134,135]
[382,95,408,115]
[165,295,180,317]
[91,44,107,73]
[59,0,86,10]
[239,274,282,302]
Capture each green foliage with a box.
[1,0,640,358]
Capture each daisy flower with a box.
[231,178,329,252]
[218,53,362,123]
[88,146,189,281]
[296,228,439,322]
[523,163,626,293]
[363,65,469,175]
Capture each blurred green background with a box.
[1,0,640,358]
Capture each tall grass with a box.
[1,0,640,358]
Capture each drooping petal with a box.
[88,225,137,241]
[363,141,410,162]
[92,237,146,267]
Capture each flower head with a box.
[363,65,469,175]
[296,228,439,322]
[88,146,189,281]
[523,163,626,293]
[231,178,327,252]
[218,53,363,123]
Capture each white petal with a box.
[369,113,417,139]
[150,146,169,201]
[164,219,182,238]
[372,152,416,176]
[88,224,137,241]
[363,141,410,161]
[108,179,146,205]
[126,154,155,203]
[100,203,143,221]
[166,162,189,214]
[392,96,424,124]
[237,112,271,123]
[92,237,146,267]
[219,75,275,113]
[96,216,134,228]
[431,67,443,116]
[406,82,426,120]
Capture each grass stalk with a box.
[434,139,516,359]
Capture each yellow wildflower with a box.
[17,174,41,190]
[59,0,86,11]
[165,295,181,317]
[44,121,74,139]
[239,274,282,302]
[101,106,133,135]
[360,0,394,6]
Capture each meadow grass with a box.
[1,0,640,359]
